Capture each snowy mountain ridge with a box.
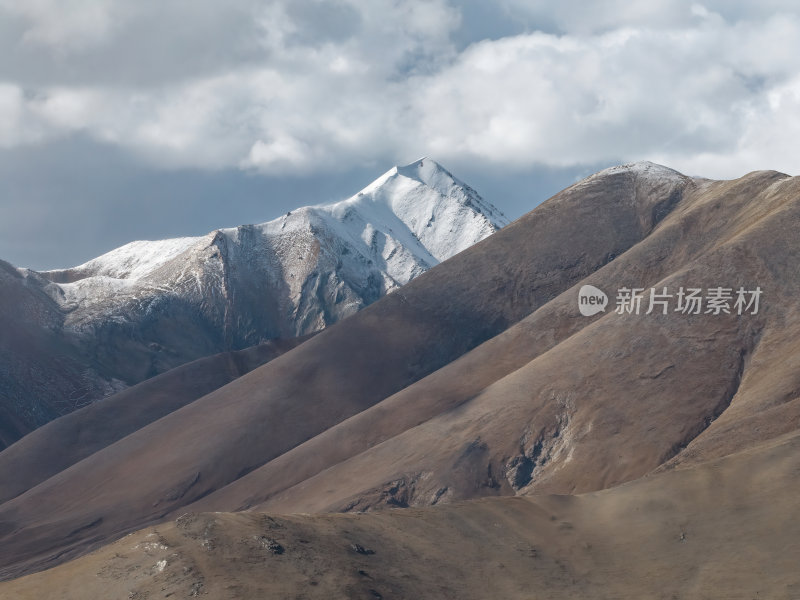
[35,158,507,356]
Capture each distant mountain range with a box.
[0,158,506,449]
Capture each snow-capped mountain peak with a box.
[37,160,507,353]
[395,157,466,195]
[327,157,507,263]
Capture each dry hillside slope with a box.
[0,336,308,505]
[3,429,799,599]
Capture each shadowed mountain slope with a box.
[0,260,133,451]
[0,336,309,506]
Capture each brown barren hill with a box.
[1,162,799,588]
[186,164,799,515]
[0,261,104,450]
[2,429,799,599]
[0,335,309,505]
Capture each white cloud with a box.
[653,75,800,177]
[0,83,50,147]
[495,0,800,33]
[0,84,27,147]
[0,1,799,179]
[242,137,313,172]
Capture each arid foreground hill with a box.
[1,162,798,598]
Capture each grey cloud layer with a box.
[1,0,799,178]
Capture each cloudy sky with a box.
[2,0,799,269]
